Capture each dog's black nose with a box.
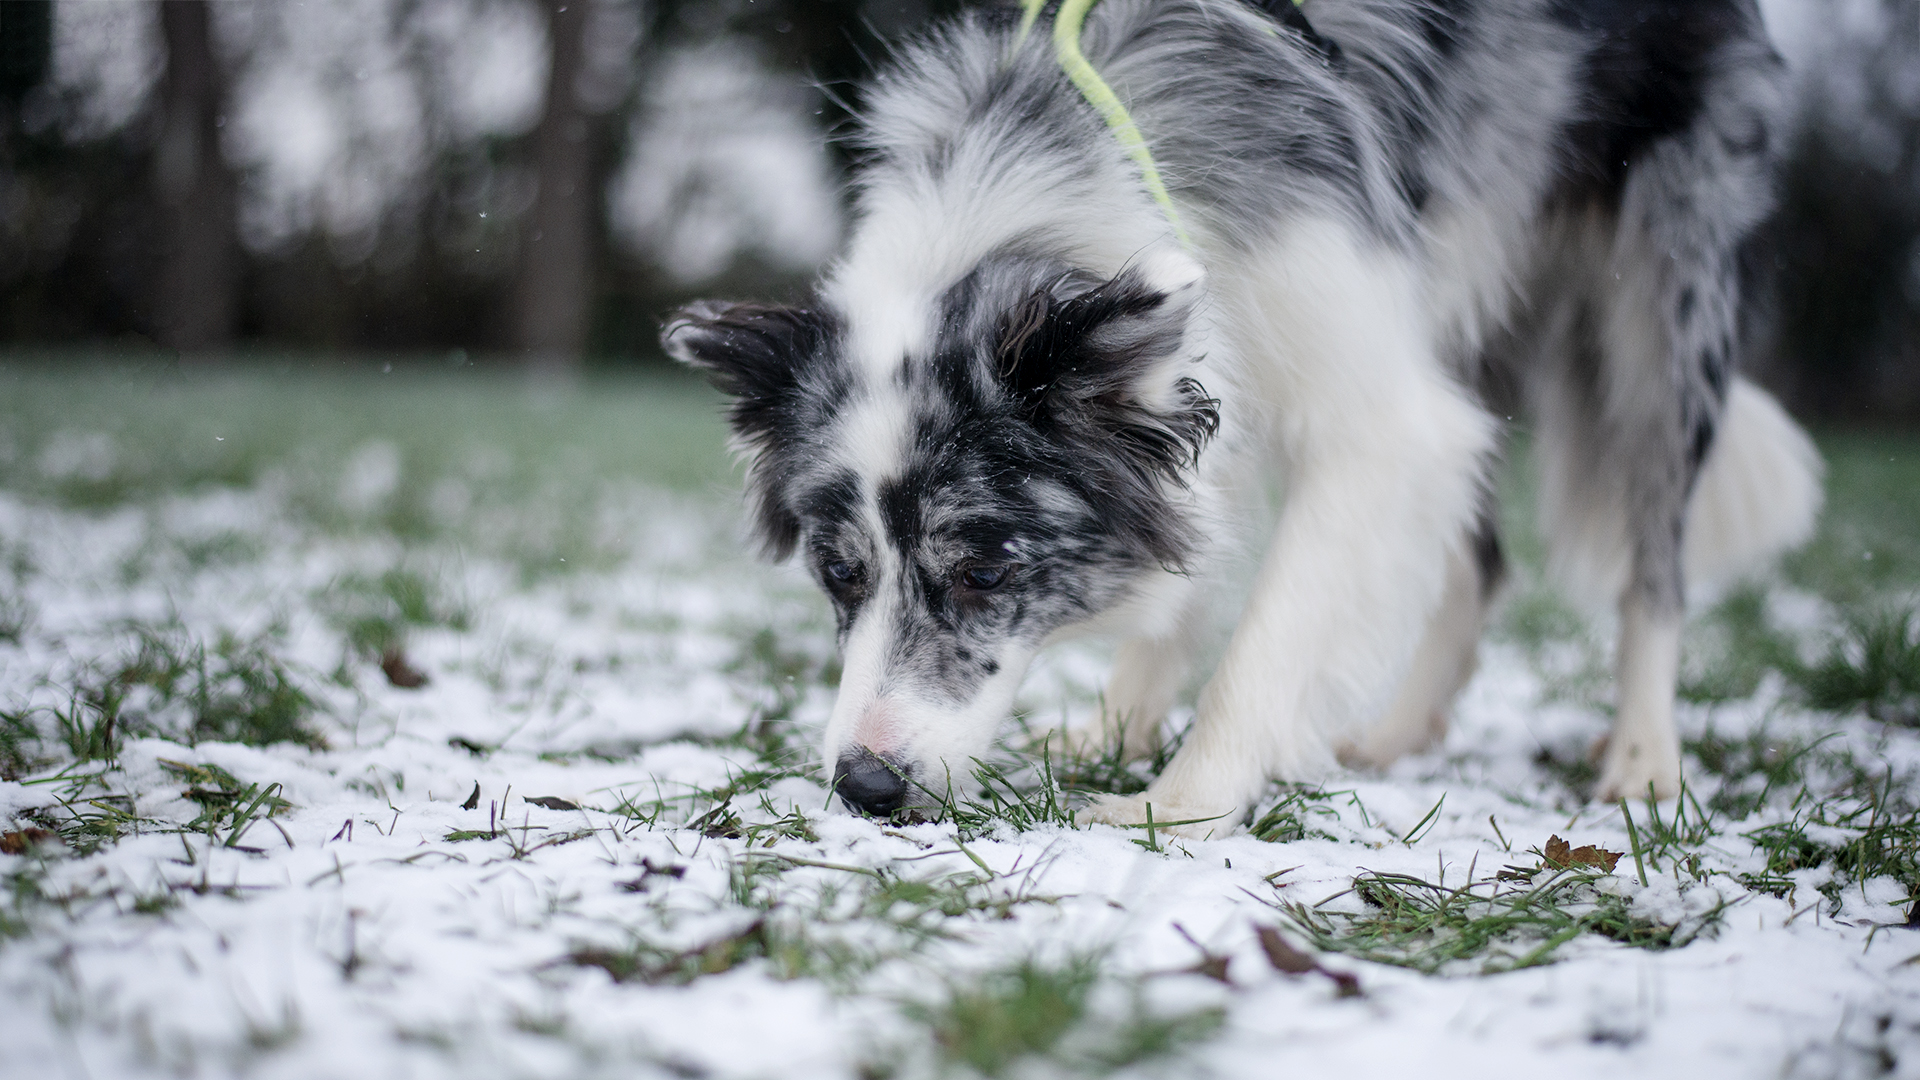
[834,749,910,817]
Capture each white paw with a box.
[1592,733,1681,802]
[1076,792,1239,840]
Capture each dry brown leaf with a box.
[1256,924,1318,974]
[1172,922,1235,984]
[1543,834,1623,872]
[0,828,55,855]
[1257,925,1363,998]
[380,647,429,689]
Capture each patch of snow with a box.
[1,472,1917,1080]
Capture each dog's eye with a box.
[958,564,1012,592]
[824,561,859,585]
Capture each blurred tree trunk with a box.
[0,2,51,108]
[153,0,240,354]
[513,0,597,372]
[0,1,52,164]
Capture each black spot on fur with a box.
[1686,411,1717,473]
[1407,0,1473,58]
[994,267,1220,502]
[1551,0,1751,204]
[661,300,845,560]
[1247,0,1344,64]
[1470,502,1507,601]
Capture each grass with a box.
[1740,774,1920,912]
[1795,604,1920,725]
[1679,586,1804,704]
[1686,725,1829,819]
[1249,784,1359,843]
[1784,433,1920,603]
[568,916,853,987]
[159,759,295,849]
[911,756,1079,840]
[905,955,1224,1078]
[319,566,472,662]
[0,852,51,939]
[1,619,325,784]
[1043,712,1185,797]
[569,857,1057,998]
[0,356,732,581]
[2,358,1919,1079]
[27,787,151,856]
[111,625,323,750]
[1280,843,1728,976]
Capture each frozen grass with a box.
[2,356,1919,1079]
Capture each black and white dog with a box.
[664,0,1823,831]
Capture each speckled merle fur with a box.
[666,0,1809,816]
[673,257,1218,706]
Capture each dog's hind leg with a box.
[1534,245,1718,803]
[1339,510,1504,768]
[1536,69,1776,800]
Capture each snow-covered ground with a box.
[1,368,1917,1080]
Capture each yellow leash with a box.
[1016,0,1193,248]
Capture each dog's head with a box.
[663,249,1216,817]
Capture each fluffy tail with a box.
[1682,377,1824,590]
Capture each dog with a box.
[663,0,1823,832]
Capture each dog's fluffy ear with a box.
[661,300,839,561]
[994,250,1217,489]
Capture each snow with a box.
[1,459,1917,1079]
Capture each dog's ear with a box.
[994,250,1218,488]
[661,300,839,560]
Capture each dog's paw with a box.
[1592,734,1681,802]
[1076,792,1238,840]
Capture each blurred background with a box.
[0,0,1915,420]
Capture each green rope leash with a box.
[1016,0,1193,248]
[1014,0,1311,245]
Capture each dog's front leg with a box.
[1060,578,1208,763]
[1082,222,1496,836]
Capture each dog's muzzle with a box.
[833,747,911,817]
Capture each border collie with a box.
[663,0,1823,832]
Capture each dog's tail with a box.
[1681,377,1824,590]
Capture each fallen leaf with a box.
[460,783,481,811]
[1172,922,1234,984]
[1256,924,1363,998]
[524,796,580,811]
[0,828,56,855]
[448,736,491,756]
[380,647,429,689]
[1256,924,1317,974]
[1543,835,1623,872]
[1326,969,1364,999]
[1185,954,1233,983]
[617,857,688,892]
